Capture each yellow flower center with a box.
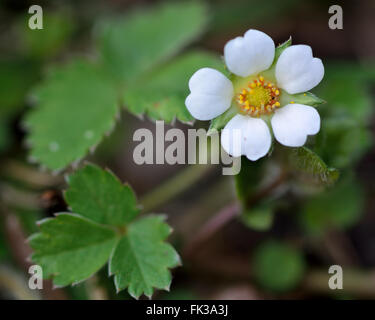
[236,76,281,117]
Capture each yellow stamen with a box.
[236,76,282,117]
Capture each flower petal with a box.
[224,29,275,77]
[221,114,271,161]
[185,68,234,121]
[271,103,320,147]
[275,45,324,94]
[188,68,233,95]
[185,93,232,121]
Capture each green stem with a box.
[140,164,213,213]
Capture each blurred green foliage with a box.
[301,174,365,234]
[97,2,207,85]
[210,0,300,32]
[315,63,374,169]
[0,221,10,262]
[16,11,75,60]
[241,202,274,231]
[252,241,306,292]
[0,59,39,118]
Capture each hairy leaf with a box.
[65,164,139,226]
[97,2,207,84]
[289,147,339,185]
[25,60,119,171]
[123,51,224,123]
[30,214,118,286]
[109,215,180,299]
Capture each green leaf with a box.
[241,203,274,231]
[208,105,238,134]
[30,214,118,286]
[262,37,292,81]
[289,147,339,185]
[252,241,305,292]
[24,59,119,171]
[280,91,326,107]
[29,165,180,298]
[97,2,207,85]
[301,175,364,233]
[123,51,224,123]
[272,37,292,66]
[109,215,180,299]
[65,164,139,226]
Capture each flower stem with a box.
[183,202,240,257]
[183,171,287,257]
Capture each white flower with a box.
[185,29,324,161]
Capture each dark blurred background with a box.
[0,0,374,299]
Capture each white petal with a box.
[185,93,231,121]
[185,68,234,121]
[275,45,324,94]
[224,29,275,77]
[188,68,233,96]
[271,104,320,147]
[221,114,271,161]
